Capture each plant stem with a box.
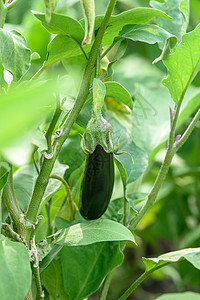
[175,108,200,151]
[101,40,117,59]
[45,97,62,154]
[32,153,40,175]
[119,263,170,300]
[1,222,27,245]
[130,146,175,230]
[45,198,52,236]
[7,0,21,10]
[129,98,185,231]
[25,0,117,236]
[49,174,73,205]
[0,0,7,28]
[32,264,44,300]
[99,270,114,300]
[123,187,127,226]
[2,166,23,232]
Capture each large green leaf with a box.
[119,24,177,49]
[41,259,69,299]
[55,219,136,246]
[156,292,200,300]
[33,11,84,43]
[0,29,31,81]
[143,247,200,272]
[60,241,124,300]
[0,81,57,149]
[163,23,200,103]
[119,24,177,62]
[0,236,31,300]
[150,0,189,41]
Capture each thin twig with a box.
[175,108,200,151]
[119,263,170,300]
[7,0,21,10]
[45,96,62,154]
[99,270,114,300]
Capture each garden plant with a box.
[0,0,200,299]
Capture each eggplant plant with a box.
[0,0,200,299]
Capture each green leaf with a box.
[119,24,177,50]
[44,0,59,23]
[96,7,171,46]
[115,140,148,184]
[119,24,177,63]
[156,292,200,300]
[131,84,173,155]
[93,78,106,116]
[0,29,31,81]
[41,259,69,299]
[33,11,84,43]
[143,247,200,272]
[80,0,95,44]
[44,35,80,68]
[55,219,136,246]
[0,236,31,300]
[114,158,127,188]
[163,24,200,103]
[105,39,127,79]
[60,242,124,300]
[39,245,63,273]
[0,162,10,191]
[105,81,133,110]
[0,81,57,149]
[0,162,10,228]
[31,127,48,150]
[150,0,189,41]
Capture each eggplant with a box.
[79,144,114,220]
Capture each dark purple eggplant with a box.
[79,144,114,220]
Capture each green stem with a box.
[175,108,200,151]
[25,0,117,235]
[129,98,182,231]
[32,264,44,300]
[100,40,117,59]
[0,0,7,28]
[49,174,73,206]
[130,146,175,230]
[119,263,170,300]
[32,153,39,175]
[45,198,52,236]
[123,186,127,226]
[1,222,27,245]
[2,166,23,232]
[99,271,114,300]
[7,0,21,10]
[95,47,101,78]
[45,98,62,154]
